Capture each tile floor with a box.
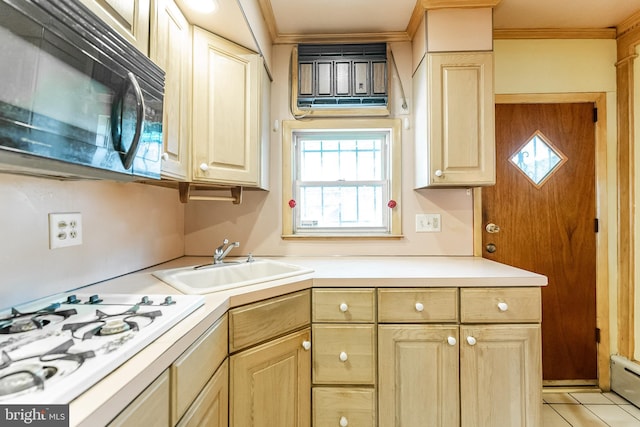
[544,390,640,426]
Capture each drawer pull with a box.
[466,336,477,346]
[497,302,509,312]
[339,416,349,427]
[447,336,457,346]
[339,351,348,362]
[302,340,311,351]
[339,303,349,313]
[415,302,424,312]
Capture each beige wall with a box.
[494,38,619,353]
[184,41,475,257]
[0,174,184,308]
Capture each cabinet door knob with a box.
[339,351,348,362]
[161,152,169,161]
[435,169,443,177]
[415,302,424,312]
[199,162,209,171]
[339,416,348,427]
[497,302,509,312]
[339,303,349,313]
[447,336,457,346]
[466,336,477,346]
[302,340,311,351]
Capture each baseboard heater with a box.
[611,355,640,407]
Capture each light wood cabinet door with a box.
[230,328,311,427]
[108,369,170,427]
[414,52,495,188]
[177,359,228,427]
[172,314,228,424]
[78,0,150,54]
[378,325,459,427]
[150,0,189,180]
[192,27,261,186]
[460,324,542,427]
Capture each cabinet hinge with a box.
[596,328,601,343]
[594,218,599,233]
[593,107,598,123]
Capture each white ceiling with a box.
[267,0,640,35]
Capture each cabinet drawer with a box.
[312,387,376,427]
[312,325,376,384]
[172,314,228,425]
[378,288,458,323]
[229,290,310,352]
[460,287,541,323]
[313,288,375,323]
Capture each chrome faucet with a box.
[214,239,240,264]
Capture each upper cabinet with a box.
[150,0,190,180]
[78,0,150,55]
[413,8,495,188]
[191,27,267,188]
[414,52,495,188]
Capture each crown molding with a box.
[420,0,501,9]
[273,32,411,45]
[494,28,616,40]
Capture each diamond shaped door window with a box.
[509,130,567,188]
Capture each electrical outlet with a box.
[49,212,83,249]
[416,213,441,232]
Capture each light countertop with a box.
[70,256,546,426]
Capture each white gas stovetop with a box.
[0,292,203,404]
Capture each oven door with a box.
[0,0,162,180]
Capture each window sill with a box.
[281,234,404,240]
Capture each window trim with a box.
[282,118,402,239]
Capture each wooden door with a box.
[378,325,459,427]
[177,360,228,427]
[230,328,311,427]
[482,103,597,383]
[460,325,542,427]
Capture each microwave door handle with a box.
[114,72,145,170]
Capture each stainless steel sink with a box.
[152,259,314,294]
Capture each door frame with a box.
[473,92,610,390]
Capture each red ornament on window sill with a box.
[288,199,297,208]
[387,200,397,209]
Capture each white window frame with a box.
[282,118,402,238]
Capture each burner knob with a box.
[86,294,103,304]
[163,296,176,305]
[141,296,152,305]
[66,294,80,304]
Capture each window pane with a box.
[298,184,384,228]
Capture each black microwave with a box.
[0,0,164,180]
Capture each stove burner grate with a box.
[0,304,78,335]
[61,305,162,340]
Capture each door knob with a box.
[486,243,497,253]
[485,223,501,233]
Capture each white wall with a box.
[0,174,185,309]
[184,41,475,257]
[494,38,619,353]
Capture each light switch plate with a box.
[49,212,83,249]
[416,213,441,232]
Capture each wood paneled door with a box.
[482,102,597,384]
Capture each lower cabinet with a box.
[230,328,311,427]
[177,359,228,427]
[312,387,376,427]
[378,325,460,427]
[228,289,312,427]
[460,324,541,427]
[108,369,170,427]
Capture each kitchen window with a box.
[282,119,402,238]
